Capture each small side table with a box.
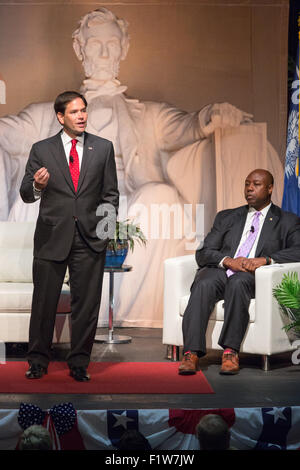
[95,265,132,344]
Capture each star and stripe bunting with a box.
[0,404,297,450]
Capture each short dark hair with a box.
[196,414,230,450]
[118,430,152,451]
[54,91,87,115]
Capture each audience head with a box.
[196,414,230,450]
[19,425,52,450]
[118,429,152,451]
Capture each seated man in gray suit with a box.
[179,169,300,375]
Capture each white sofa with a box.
[163,255,300,369]
[0,222,71,343]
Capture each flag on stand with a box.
[282,16,300,216]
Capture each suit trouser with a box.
[27,225,106,369]
[182,267,255,356]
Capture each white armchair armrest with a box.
[253,263,300,355]
[163,255,197,346]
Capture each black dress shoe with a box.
[70,366,90,382]
[25,363,48,379]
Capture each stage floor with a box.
[1,327,300,410]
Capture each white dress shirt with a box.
[60,130,84,169]
[33,131,85,199]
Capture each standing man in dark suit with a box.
[20,91,119,381]
[179,169,300,376]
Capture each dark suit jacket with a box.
[196,203,300,268]
[20,131,119,261]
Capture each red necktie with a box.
[69,139,80,191]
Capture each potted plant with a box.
[105,219,147,267]
[273,272,300,334]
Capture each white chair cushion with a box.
[0,249,34,282]
[179,296,256,322]
[0,249,69,283]
[0,222,69,283]
[0,283,71,313]
[0,222,35,249]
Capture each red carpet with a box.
[0,362,214,394]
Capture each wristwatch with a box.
[33,182,42,192]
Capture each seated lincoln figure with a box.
[0,8,284,327]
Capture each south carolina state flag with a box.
[282,39,300,216]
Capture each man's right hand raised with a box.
[34,167,50,190]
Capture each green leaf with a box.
[106,219,147,253]
[273,272,300,332]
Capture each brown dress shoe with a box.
[178,352,199,375]
[220,352,240,375]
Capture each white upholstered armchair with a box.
[0,222,71,344]
[163,255,300,370]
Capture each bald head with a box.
[247,169,274,186]
[244,169,273,210]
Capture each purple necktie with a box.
[226,211,262,277]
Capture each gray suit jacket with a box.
[196,203,300,268]
[20,131,119,261]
